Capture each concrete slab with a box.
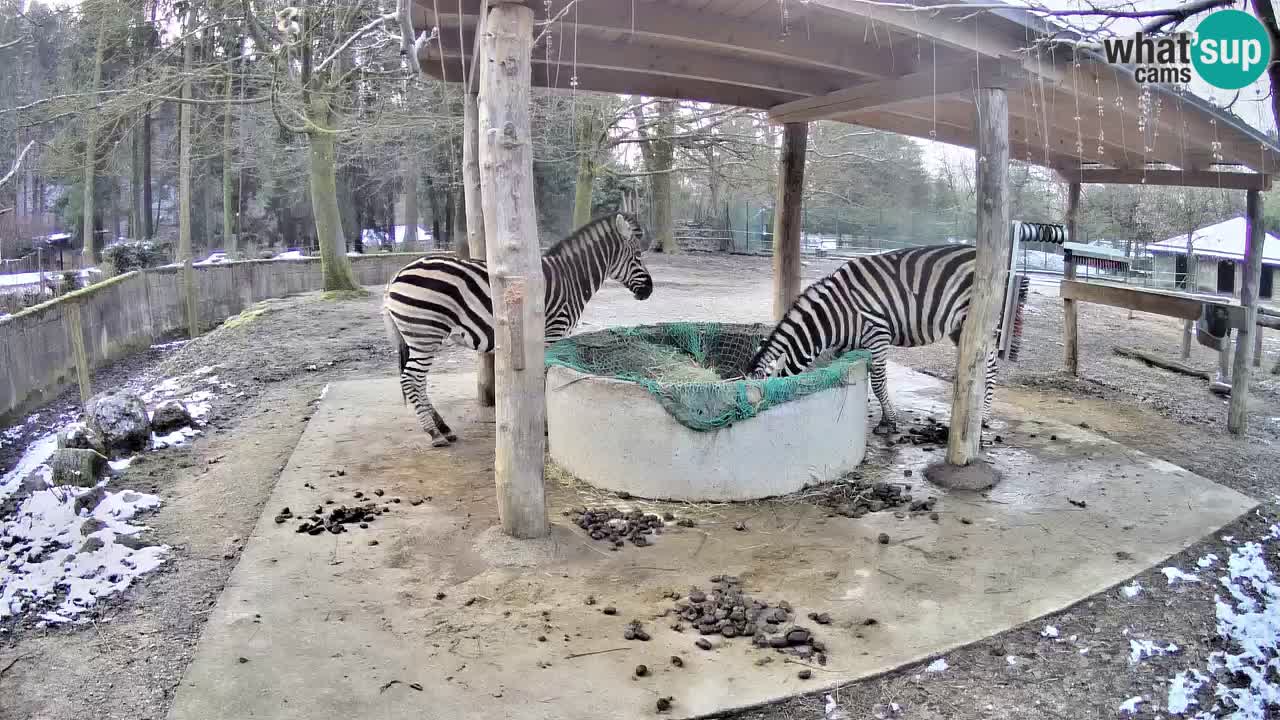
[168,366,1256,720]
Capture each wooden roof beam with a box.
[769,59,1023,124]
[1056,168,1272,190]
[844,108,1083,170]
[418,0,920,79]
[432,28,846,100]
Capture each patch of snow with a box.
[925,658,949,672]
[1162,566,1201,585]
[150,339,189,350]
[0,485,169,621]
[319,384,330,400]
[1167,669,1209,715]
[1041,625,1060,638]
[1006,654,1018,665]
[1198,554,1219,569]
[0,433,57,502]
[1122,581,1143,599]
[823,695,851,720]
[1119,696,1144,715]
[107,457,134,472]
[1130,639,1179,664]
[151,427,201,449]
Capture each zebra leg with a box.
[868,346,898,435]
[401,349,455,447]
[982,347,998,428]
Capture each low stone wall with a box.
[0,253,423,425]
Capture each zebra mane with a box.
[544,212,636,258]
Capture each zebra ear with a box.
[614,213,632,239]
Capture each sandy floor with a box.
[1,252,1278,720]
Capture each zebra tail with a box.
[383,309,410,405]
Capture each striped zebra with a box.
[383,212,653,446]
[747,244,1024,435]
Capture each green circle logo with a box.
[1192,10,1272,90]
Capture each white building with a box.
[1147,217,1279,300]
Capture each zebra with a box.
[382,212,654,446]
[746,244,1023,436]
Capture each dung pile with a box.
[668,575,829,666]
[819,479,937,519]
[569,507,666,548]
[904,418,949,445]
[283,502,388,536]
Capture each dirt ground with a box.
[1,253,1278,720]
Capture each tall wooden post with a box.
[1063,182,1080,375]
[478,2,548,539]
[464,89,496,407]
[772,122,807,321]
[946,87,1010,467]
[1228,190,1264,434]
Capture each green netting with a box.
[545,322,871,431]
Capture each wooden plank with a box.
[1228,189,1264,434]
[1061,280,1208,321]
[1065,168,1272,191]
[772,123,807,322]
[478,2,548,539]
[1113,347,1211,381]
[463,88,495,407]
[947,86,1009,467]
[1063,183,1080,376]
[768,60,1021,124]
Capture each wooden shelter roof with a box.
[415,0,1280,178]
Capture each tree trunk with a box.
[143,110,154,238]
[1228,190,1264,434]
[307,125,359,291]
[651,101,677,252]
[464,90,494,405]
[444,183,456,251]
[946,86,1010,467]
[222,70,237,257]
[772,123,807,322]
[478,2,547,539]
[1181,227,1195,358]
[402,163,419,249]
[452,182,467,256]
[131,120,144,239]
[573,113,598,227]
[1064,183,1080,374]
[178,5,198,338]
[81,16,109,263]
[426,176,442,249]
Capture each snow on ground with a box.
[1129,638,1179,664]
[1119,696,1145,715]
[1162,566,1202,585]
[924,658,949,672]
[1121,581,1143,599]
[0,365,224,625]
[1153,524,1280,718]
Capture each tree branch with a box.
[0,141,34,188]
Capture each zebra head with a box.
[609,212,653,301]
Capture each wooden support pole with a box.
[772,122,807,322]
[464,87,495,407]
[1228,190,1264,434]
[1063,182,1080,375]
[63,300,91,407]
[1254,326,1264,368]
[946,87,1010,467]
[478,2,548,539]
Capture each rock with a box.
[634,664,648,677]
[656,697,673,713]
[151,400,194,433]
[798,669,812,680]
[116,534,156,550]
[877,532,890,545]
[79,518,106,536]
[79,536,105,553]
[51,448,109,488]
[695,638,712,651]
[786,628,811,645]
[86,392,151,454]
[58,423,106,455]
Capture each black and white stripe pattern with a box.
[747,244,1009,434]
[383,212,653,445]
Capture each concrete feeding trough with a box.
[545,322,869,501]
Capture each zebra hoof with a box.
[446,433,458,443]
[431,436,452,448]
[872,423,897,436]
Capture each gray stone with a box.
[87,392,151,454]
[79,536,105,554]
[73,486,106,516]
[57,422,107,455]
[80,518,107,536]
[151,399,194,433]
[50,448,109,488]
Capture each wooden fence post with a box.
[1228,190,1264,434]
[478,1,548,539]
[1063,182,1080,375]
[772,122,807,321]
[946,86,1010,467]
